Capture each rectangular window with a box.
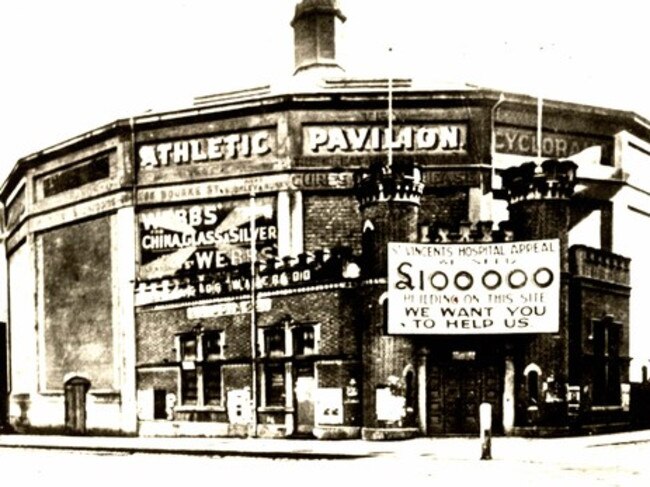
[181,369,198,405]
[265,363,285,407]
[180,335,197,361]
[293,325,315,356]
[203,331,223,360]
[42,155,110,198]
[203,364,222,406]
[177,330,225,408]
[264,328,285,357]
[593,320,622,406]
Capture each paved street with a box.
[1,435,649,486]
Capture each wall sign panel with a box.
[138,198,277,280]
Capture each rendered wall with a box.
[40,216,114,391]
[8,242,36,395]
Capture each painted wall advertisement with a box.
[387,239,560,335]
[303,124,467,156]
[138,129,274,169]
[138,198,276,280]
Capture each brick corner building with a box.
[1,0,648,438]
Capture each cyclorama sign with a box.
[387,239,560,335]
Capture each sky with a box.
[1,0,649,184]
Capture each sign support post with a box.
[249,193,258,438]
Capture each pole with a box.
[537,95,543,163]
[387,46,393,171]
[479,402,492,460]
[249,193,258,438]
[536,45,544,165]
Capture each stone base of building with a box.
[511,422,632,438]
[361,427,419,441]
[313,425,361,440]
[139,420,232,437]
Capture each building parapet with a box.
[419,220,514,244]
[501,159,578,203]
[570,245,630,286]
[354,159,425,208]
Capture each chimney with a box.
[291,0,346,76]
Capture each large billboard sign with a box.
[138,198,276,280]
[387,240,560,335]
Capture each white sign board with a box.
[315,388,344,425]
[186,298,272,319]
[376,387,406,422]
[387,239,560,335]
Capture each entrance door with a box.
[428,359,502,435]
[294,363,315,436]
[443,364,480,434]
[0,322,7,430]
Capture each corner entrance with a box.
[428,351,502,435]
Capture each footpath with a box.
[1,429,650,460]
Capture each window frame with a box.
[176,329,225,408]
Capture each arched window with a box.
[523,363,542,406]
[527,371,539,405]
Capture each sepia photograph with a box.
[1,1,649,485]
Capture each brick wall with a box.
[419,188,468,225]
[136,288,359,367]
[303,194,360,253]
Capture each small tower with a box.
[291,0,346,76]
[501,159,578,426]
[502,160,577,265]
[354,159,424,439]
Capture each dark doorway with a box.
[0,322,7,431]
[443,363,481,434]
[428,353,502,436]
[293,362,315,436]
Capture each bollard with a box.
[479,402,492,460]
